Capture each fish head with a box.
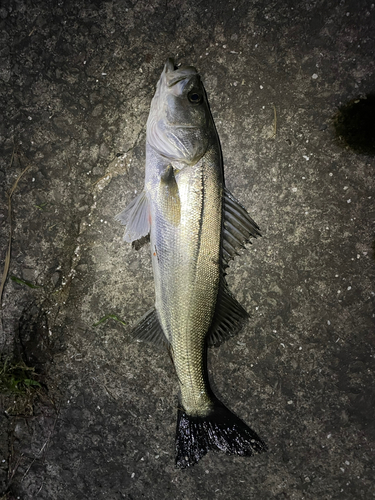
[147,58,213,165]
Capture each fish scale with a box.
[155,154,222,415]
[116,58,266,468]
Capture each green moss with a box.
[0,358,43,416]
[0,358,41,395]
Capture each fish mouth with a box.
[163,57,198,87]
[164,58,176,73]
[175,124,199,129]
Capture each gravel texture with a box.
[0,0,374,499]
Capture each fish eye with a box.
[188,91,202,104]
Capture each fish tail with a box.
[175,400,267,468]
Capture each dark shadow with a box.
[334,94,375,155]
[132,234,150,251]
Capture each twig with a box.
[0,151,31,307]
[21,409,60,481]
[7,452,24,485]
[35,479,44,496]
[91,376,117,401]
[272,105,277,137]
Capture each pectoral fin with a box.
[158,165,181,226]
[222,188,261,267]
[115,190,150,243]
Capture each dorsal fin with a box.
[222,188,261,267]
[206,281,249,347]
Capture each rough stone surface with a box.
[0,0,374,499]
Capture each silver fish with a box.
[116,58,266,468]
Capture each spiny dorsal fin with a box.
[206,283,249,347]
[115,190,150,243]
[130,307,169,347]
[222,188,261,267]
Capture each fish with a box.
[116,58,267,468]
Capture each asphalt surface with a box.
[0,0,374,499]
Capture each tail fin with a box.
[175,401,267,468]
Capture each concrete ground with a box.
[0,0,374,498]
